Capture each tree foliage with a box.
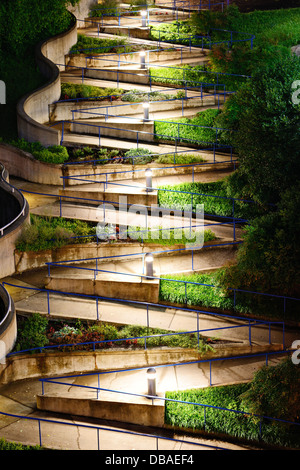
[217,55,300,205]
[240,358,300,423]
[0,0,79,58]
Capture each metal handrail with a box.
[0,162,27,237]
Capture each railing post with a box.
[197,312,199,348]
[60,121,64,145]
[97,428,100,450]
[38,420,42,447]
[249,321,252,345]
[96,297,99,320]
[47,291,50,315]
[146,304,149,329]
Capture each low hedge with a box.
[154,109,225,146]
[165,382,300,448]
[16,215,96,252]
[165,358,300,448]
[61,82,124,101]
[127,226,216,246]
[157,180,263,220]
[8,139,69,164]
[149,64,248,92]
[159,271,298,320]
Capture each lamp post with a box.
[141,10,147,27]
[140,50,146,69]
[145,253,154,278]
[147,367,157,396]
[145,168,153,192]
[143,102,149,121]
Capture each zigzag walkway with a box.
[0,3,294,451]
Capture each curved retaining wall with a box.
[16,14,78,147]
[0,142,234,187]
[0,284,17,360]
[0,163,30,278]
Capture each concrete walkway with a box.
[0,352,287,450]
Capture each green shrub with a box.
[154,109,225,145]
[128,225,216,246]
[165,358,300,448]
[124,147,153,164]
[61,82,123,100]
[70,34,127,54]
[0,438,43,450]
[159,272,234,311]
[121,89,173,103]
[8,139,69,164]
[16,215,96,252]
[15,313,49,352]
[157,179,264,219]
[156,153,205,164]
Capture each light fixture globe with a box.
[141,10,147,27]
[147,367,157,396]
[145,253,154,278]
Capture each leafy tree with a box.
[240,357,300,423]
[215,182,300,297]
[216,55,300,205]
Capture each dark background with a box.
[232,0,300,11]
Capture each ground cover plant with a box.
[70,34,128,54]
[6,139,69,164]
[16,215,96,252]
[14,314,216,354]
[61,82,124,101]
[157,179,265,220]
[0,438,43,450]
[70,33,154,54]
[159,270,299,321]
[149,63,248,91]
[154,108,227,146]
[165,357,300,448]
[127,225,216,246]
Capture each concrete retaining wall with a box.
[0,142,233,187]
[17,15,78,147]
[0,143,63,186]
[0,162,30,278]
[37,394,165,428]
[59,187,158,206]
[14,240,226,274]
[46,276,160,303]
[68,0,99,21]
[0,343,281,386]
[0,285,17,358]
[70,119,155,142]
[49,95,216,122]
[85,66,150,84]
[66,48,205,69]
[0,348,202,385]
